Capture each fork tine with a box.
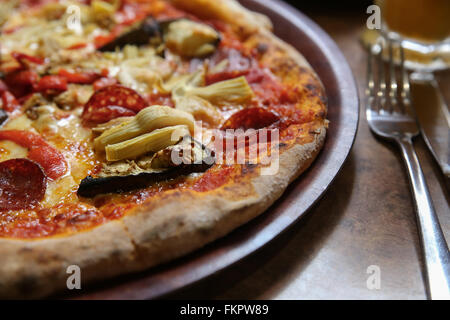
[399,42,411,108]
[366,44,376,112]
[387,38,398,113]
[376,40,387,114]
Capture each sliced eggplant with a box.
[98,16,162,52]
[77,136,215,197]
[0,109,8,127]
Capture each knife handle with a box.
[397,136,450,300]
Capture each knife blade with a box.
[410,71,450,177]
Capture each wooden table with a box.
[167,6,450,300]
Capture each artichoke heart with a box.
[164,19,220,57]
[105,125,190,162]
[186,76,254,104]
[92,116,134,134]
[94,105,195,151]
[91,0,117,15]
[174,95,223,126]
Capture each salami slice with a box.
[82,85,147,124]
[0,158,47,210]
[221,107,280,130]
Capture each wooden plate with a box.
[72,0,359,299]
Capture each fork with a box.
[366,37,450,299]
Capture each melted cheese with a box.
[43,175,78,207]
[0,141,28,162]
[1,106,94,208]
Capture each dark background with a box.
[284,0,372,12]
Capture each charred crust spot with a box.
[256,43,269,55]
[305,83,320,95]
[271,59,299,77]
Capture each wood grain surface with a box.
[166,5,450,300]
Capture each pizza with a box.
[0,0,327,298]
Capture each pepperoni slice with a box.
[0,158,47,210]
[82,85,147,124]
[0,130,67,180]
[221,107,280,130]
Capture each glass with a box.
[377,0,450,70]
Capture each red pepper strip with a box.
[0,80,8,94]
[58,69,101,84]
[94,34,116,49]
[3,26,22,34]
[0,158,47,210]
[1,91,20,112]
[34,75,68,94]
[0,130,68,180]
[4,69,39,97]
[11,51,45,65]
[67,43,87,50]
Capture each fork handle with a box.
[397,136,450,299]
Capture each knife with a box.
[410,71,450,178]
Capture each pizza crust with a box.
[0,0,327,299]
